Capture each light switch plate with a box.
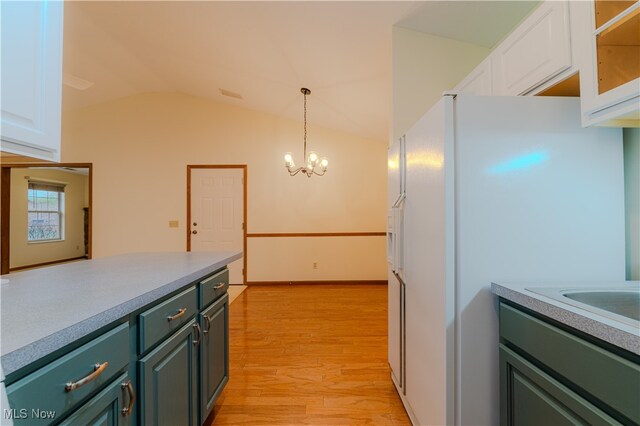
[169,220,179,228]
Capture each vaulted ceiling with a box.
[62,1,538,141]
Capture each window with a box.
[27,182,65,241]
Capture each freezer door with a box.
[388,136,406,275]
[402,96,453,426]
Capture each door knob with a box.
[193,222,197,226]
[192,230,197,235]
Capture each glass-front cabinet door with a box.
[595,1,639,95]
[580,0,639,126]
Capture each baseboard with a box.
[246,280,388,286]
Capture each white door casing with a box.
[190,167,244,284]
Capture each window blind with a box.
[28,182,65,192]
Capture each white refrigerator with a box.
[387,95,625,426]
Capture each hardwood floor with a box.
[206,284,410,425]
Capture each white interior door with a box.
[190,168,244,284]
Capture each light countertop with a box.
[492,281,639,355]
[0,251,241,377]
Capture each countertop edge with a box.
[491,282,640,356]
[1,252,241,377]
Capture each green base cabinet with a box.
[199,294,229,423]
[499,301,640,426]
[58,373,134,426]
[2,267,230,426]
[139,319,199,426]
[500,345,620,425]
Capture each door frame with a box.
[1,162,93,275]
[186,165,247,285]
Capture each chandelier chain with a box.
[303,90,307,160]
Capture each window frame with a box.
[27,181,65,243]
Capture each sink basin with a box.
[563,290,639,322]
[527,285,640,328]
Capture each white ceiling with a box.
[62,1,538,142]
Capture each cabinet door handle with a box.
[193,323,201,346]
[65,362,108,392]
[167,307,187,322]
[121,380,135,416]
[202,314,211,334]
[214,283,225,290]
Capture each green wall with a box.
[624,128,639,280]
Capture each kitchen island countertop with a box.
[492,281,639,355]
[0,251,241,377]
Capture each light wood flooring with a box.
[227,284,247,304]
[206,284,410,425]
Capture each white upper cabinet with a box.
[578,1,639,127]
[1,1,64,161]
[454,57,493,95]
[451,0,637,127]
[491,1,572,96]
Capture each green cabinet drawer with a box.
[139,286,197,353]
[58,372,134,426]
[6,322,130,426]
[500,302,640,423]
[500,344,621,425]
[198,269,228,309]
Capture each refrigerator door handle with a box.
[400,135,407,198]
[394,205,404,276]
[391,193,403,208]
[392,208,399,272]
[386,210,394,264]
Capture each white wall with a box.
[10,168,87,268]
[392,27,490,143]
[248,236,386,282]
[624,128,639,280]
[61,92,387,281]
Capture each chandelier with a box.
[284,88,328,177]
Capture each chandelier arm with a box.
[288,167,303,176]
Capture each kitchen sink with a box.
[527,285,640,328]
[563,290,639,321]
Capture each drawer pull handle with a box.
[65,362,108,392]
[193,323,201,346]
[167,307,187,321]
[214,283,225,290]
[203,314,211,334]
[121,380,135,416]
